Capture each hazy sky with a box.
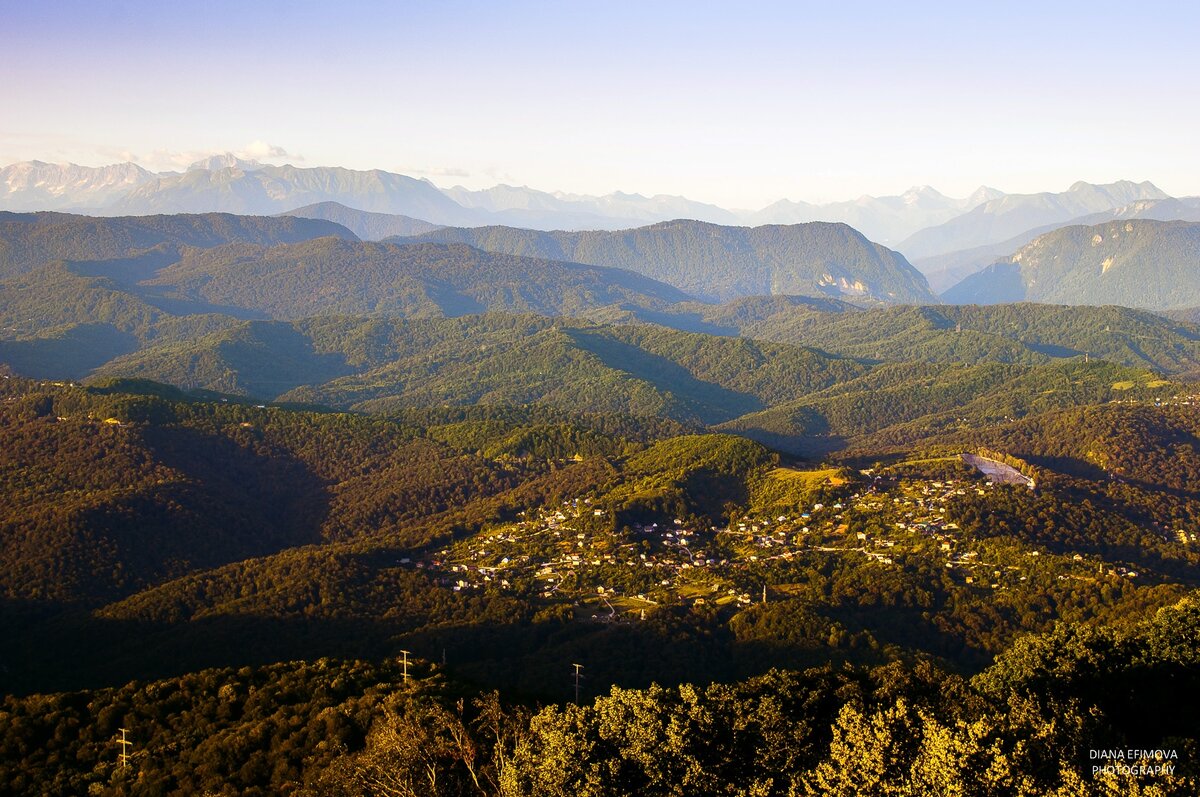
[2,0,1197,208]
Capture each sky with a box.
[2,0,1198,209]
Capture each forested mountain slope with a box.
[943,220,1200,310]
[405,219,937,303]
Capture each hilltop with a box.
[0,210,356,278]
[278,201,443,239]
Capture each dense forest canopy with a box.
[2,370,1198,793]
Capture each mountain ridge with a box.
[402,218,937,304]
[747,184,1004,244]
[898,180,1170,260]
[0,210,358,278]
[5,159,1190,254]
[277,201,443,239]
[919,196,1200,292]
[942,219,1200,309]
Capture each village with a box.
[409,461,1130,622]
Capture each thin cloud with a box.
[131,142,301,172]
[396,164,472,178]
[96,146,141,164]
[238,140,299,161]
[481,166,520,184]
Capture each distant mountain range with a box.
[746,185,1004,245]
[7,160,1200,308]
[942,219,1200,310]
[106,163,476,223]
[898,180,1170,261]
[440,184,742,229]
[0,160,155,210]
[0,158,1014,238]
[0,158,745,230]
[6,157,1193,256]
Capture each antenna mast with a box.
[117,727,133,770]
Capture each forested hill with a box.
[135,237,694,320]
[0,210,357,278]
[695,300,1200,376]
[0,236,701,379]
[92,315,872,424]
[402,219,938,304]
[720,358,1175,456]
[943,219,1200,309]
[278,201,443,240]
[85,314,1178,461]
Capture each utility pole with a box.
[400,650,411,684]
[572,663,584,704]
[117,728,132,770]
[762,583,768,604]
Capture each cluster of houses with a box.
[1110,392,1200,408]
[412,464,1163,615]
[415,475,1023,610]
[419,499,755,610]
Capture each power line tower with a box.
[117,727,133,770]
[572,663,584,704]
[400,650,411,684]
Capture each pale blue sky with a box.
[2,0,1197,207]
